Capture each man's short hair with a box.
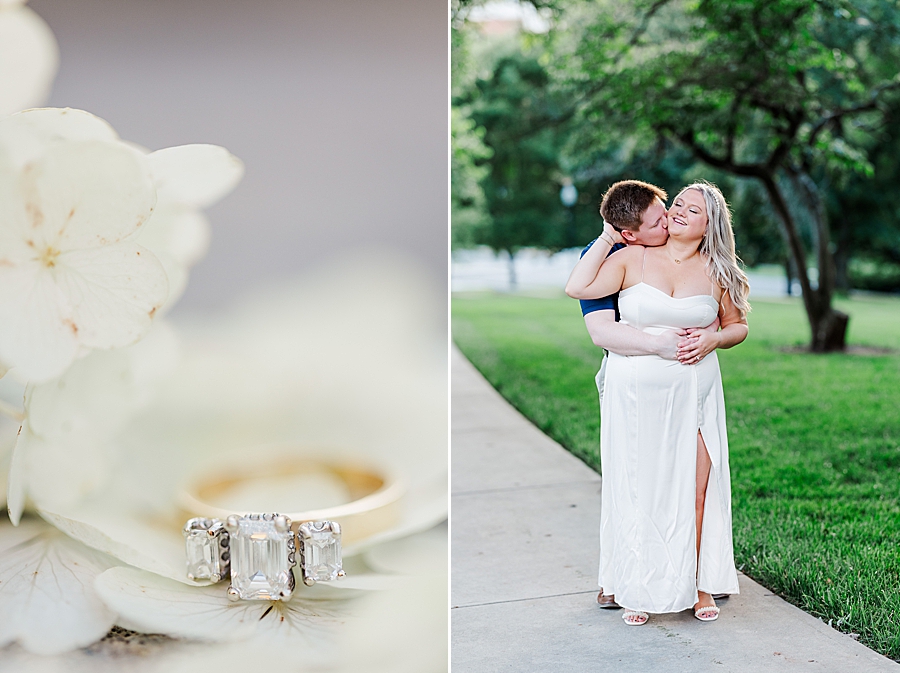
[598,180,668,232]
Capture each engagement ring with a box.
[179,458,404,601]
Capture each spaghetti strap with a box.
[641,248,647,283]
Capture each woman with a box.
[566,181,750,625]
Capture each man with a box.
[569,180,680,609]
[577,180,680,363]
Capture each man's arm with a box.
[585,310,683,359]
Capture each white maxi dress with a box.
[596,281,740,613]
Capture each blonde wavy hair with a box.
[678,181,751,316]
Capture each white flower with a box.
[0,108,169,383]
[0,517,119,655]
[0,1,58,116]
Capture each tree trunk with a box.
[792,172,849,352]
[832,221,852,293]
[759,174,848,352]
[506,249,517,291]
[810,308,850,353]
[784,256,794,296]
[833,247,850,293]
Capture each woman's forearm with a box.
[714,322,749,349]
[565,234,615,298]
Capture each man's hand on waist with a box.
[654,329,688,360]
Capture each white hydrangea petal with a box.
[94,568,260,641]
[0,376,24,506]
[138,206,211,266]
[363,523,447,576]
[29,140,155,250]
[95,567,351,643]
[6,423,26,525]
[0,6,58,116]
[0,149,31,259]
[22,425,111,514]
[340,574,446,673]
[25,320,180,441]
[0,108,118,169]
[135,206,210,313]
[0,518,118,655]
[151,250,189,314]
[39,502,190,584]
[54,242,168,350]
[147,144,244,208]
[0,264,79,384]
[339,527,447,673]
[313,572,402,592]
[0,516,41,553]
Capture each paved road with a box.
[451,347,899,673]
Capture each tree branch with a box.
[628,0,673,47]
[664,126,767,178]
[808,80,900,146]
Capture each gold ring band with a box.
[178,458,404,545]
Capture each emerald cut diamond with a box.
[297,521,344,585]
[183,518,229,582]
[225,513,296,601]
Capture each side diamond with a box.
[297,521,344,586]
[183,517,228,582]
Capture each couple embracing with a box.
[566,180,750,626]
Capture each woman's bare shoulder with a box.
[610,244,646,264]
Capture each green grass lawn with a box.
[453,291,900,659]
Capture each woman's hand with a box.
[603,220,624,246]
[677,328,720,365]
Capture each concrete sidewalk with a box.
[451,347,899,673]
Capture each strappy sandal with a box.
[622,610,649,625]
[693,605,720,622]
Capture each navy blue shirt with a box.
[578,239,626,321]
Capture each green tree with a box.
[464,51,570,287]
[824,102,900,292]
[451,108,492,249]
[569,0,900,351]
[451,25,492,249]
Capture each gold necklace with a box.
[668,250,683,264]
[668,248,695,265]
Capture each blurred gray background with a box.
[30,0,448,315]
